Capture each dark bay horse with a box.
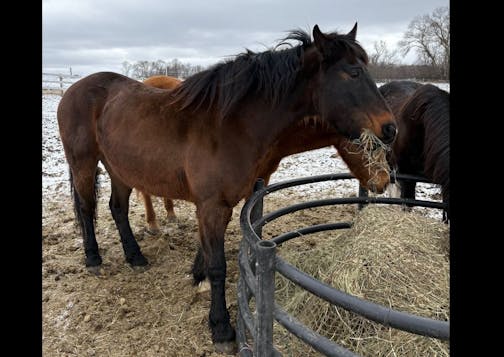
[379,81,450,218]
[57,24,396,352]
[140,75,391,234]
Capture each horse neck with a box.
[260,118,339,170]
[240,79,318,155]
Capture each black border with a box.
[5,1,42,355]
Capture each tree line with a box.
[122,6,449,82]
[121,58,205,80]
[369,6,449,80]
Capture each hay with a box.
[345,129,391,188]
[275,205,449,356]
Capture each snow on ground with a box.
[42,95,69,201]
[42,81,449,219]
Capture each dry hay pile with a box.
[274,205,449,356]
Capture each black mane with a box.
[170,28,368,121]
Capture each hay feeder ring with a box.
[237,172,449,356]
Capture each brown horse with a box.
[140,76,391,234]
[57,24,396,352]
[379,81,450,218]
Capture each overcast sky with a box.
[43,0,449,76]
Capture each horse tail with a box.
[69,168,100,233]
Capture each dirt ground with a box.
[42,180,361,356]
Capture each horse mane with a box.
[401,84,450,198]
[170,28,368,121]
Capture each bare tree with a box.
[369,40,397,66]
[121,61,132,77]
[399,6,449,78]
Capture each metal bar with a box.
[253,197,446,231]
[357,185,368,210]
[237,278,254,357]
[271,222,352,245]
[274,304,360,357]
[249,179,265,275]
[238,239,257,294]
[254,240,277,357]
[251,179,265,238]
[237,287,256,337]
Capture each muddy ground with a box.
[42,181,362,356]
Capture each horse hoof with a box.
[166,214,177,223]
[85,254,102,267]
[197,279,211,294]
[146,225,160,235]
[131,265,150,273]
[86,265,102,275]
[128,254,149,267]
[214,341,237,355]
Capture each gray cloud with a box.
[43,0,449,75]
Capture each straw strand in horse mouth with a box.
[345,129,391,187]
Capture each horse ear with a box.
[347,22,358,40]
[313,24,330,56]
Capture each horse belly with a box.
[98,119,191,200]
[106,155,191,201]
[139,167,191,200]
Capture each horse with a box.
[57,24,397,353]
[140,75,391,234]
[379,81,450,219]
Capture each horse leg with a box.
[141,192,160,235]
[196,200,236,353]
[401,180,416,200]
[192,246,206,284]
[70,163,101,271]
[109,176,148,267]
[400,180,416,211]
[192,246,212,294]
[163,198,177,222]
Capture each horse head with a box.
[294,24,397,193]
[307,24,397,145]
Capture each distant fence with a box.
[42,72,81,95]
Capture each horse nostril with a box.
[382,123,397,144]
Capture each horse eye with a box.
[350,68,362,78]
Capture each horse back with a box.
[379,81,423,118]
[57,73,137,144]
